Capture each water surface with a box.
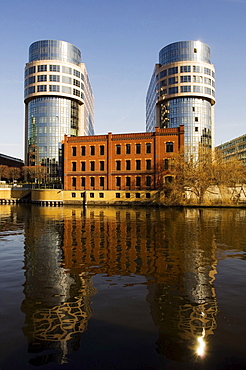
[0,205,246,369]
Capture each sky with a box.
[1,0,246,160]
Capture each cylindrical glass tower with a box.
[146,41,215,156]
[24,40,94,181]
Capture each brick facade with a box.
[63,126,184,191]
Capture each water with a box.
[0,205,246,369]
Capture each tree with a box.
[163,149,246,205]
[9,167,21,183]
[0,165,9,182]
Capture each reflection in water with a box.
[21,207,96,366]
[20,206,222,365]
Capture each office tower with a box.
[24,40,94,180]
[146,41,215,156]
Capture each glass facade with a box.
[24,40,94,181]
[146,41,215,156]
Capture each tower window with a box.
[100,145,105,155]
[166,142,174,153]
[126,144,131,154]
[146,143,151,153]
[146,160,151,170]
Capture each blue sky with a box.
[1,0,246,159]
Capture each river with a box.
[0,204,246,369]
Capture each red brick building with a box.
[63,126,184,191]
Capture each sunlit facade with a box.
[24,40,94,180]
[146,41,216,156]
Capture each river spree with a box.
[0,205,246,369]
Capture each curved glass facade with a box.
[24,40,94,181]
[29,40,81,65]
[146,41,215,156]
[159,41,210,65]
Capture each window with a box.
[146,143,151,153]
[74,69,80,78]
[81,146,86,156]
[62,86,71,94]
[62,76,72,84]
[72,177,76,187]
[90,146,95,155]
[126,160,131,170]
[136,160,141,170]
[90,177,95,187]
[72,147,77,156]
[164,159,169,170]
[81,177,85,187]
[193,75,203,83]
[135,193,140,199]
[204,87,212,95]
[194,48,197,53]
[72,162,76,171]
[73,89,80,97]
[180,75,191,83]
[166,142,173,152]
[37,85,47,92]
[49,75,60,82]
[116,193,120,198]
[180,66,191,73]
[195,117,198,122]
[90,161,95,171]
[126,144,131,154]
[160,70,167,78]
[90,192,94,198]
[126,177,131,187]
[181,86,191,92]
[125,193,130,198]
[146,160,151,170]
[80,192,85,197]
[100,161,104,171]
[193,66,203,73]
[136,176,141,187]
[100,145,105,155]
[146,193,151,199]
[116,161,121,170]
[99,192,104,198]
[204,67,211,75]
[168,67,178,75]
[72,192,76,197]
[100,177,104,187]
[146,176,151,187]
[49,85,60,92]
[38,65,47,72]
[116,177,121,187]
[81,162,86,171]
[195,127,199,132]
[168,76,178,85]
[73,79,80,87]
[38,75,47,82]
[193,85,203,93]
[136,144,141,154]
[116,144,121,154]
[168,86,178,94]
[50,65,60,72]
[62,66,72,74]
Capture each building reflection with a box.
[21,207,96,366]
[21,206,219,365]
[61,207,219,362]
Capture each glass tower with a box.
[24,40,94,181]
[146,41,215,156]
